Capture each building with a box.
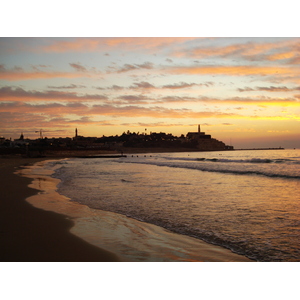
[186,124,211,140]
[186,125,233,151]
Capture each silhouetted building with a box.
[186,125,232,151]
[186,124,211,140]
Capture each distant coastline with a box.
[234,147,285,151]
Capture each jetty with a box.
[75,155,127,158]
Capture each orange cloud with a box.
[167,65,300,77]
[40,38,102,53]
[89,104,240,119]
[40,37,199,53]
[199,97,300,106]
[172,38,300,62]
[266,51,296,61]
[0,100,239,119]
[104,37,198,49]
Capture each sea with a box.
[23,149,300,262]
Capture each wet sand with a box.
[1,154,252,262]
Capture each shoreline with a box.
[1,154,252,262]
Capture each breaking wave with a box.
[162,156,299,165]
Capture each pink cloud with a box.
[167,65,300,77]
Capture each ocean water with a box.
[45,149,299,261]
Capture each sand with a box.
[0,154,252,262]
[0,155,120,262]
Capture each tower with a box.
[75,128,78,138]
[198,124,200,133]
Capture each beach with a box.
[0,155,120,262]
[0,153,253,262]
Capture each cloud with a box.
[90,104,239,119]
[108,85,125,90]
[266,51,296,61]
[2,99,295,138]
[0,86,108,101]
[0,101,90,115]
[162,82,198,89]
[0,111,49,127]
[0,64,84,81]
[35,37,202,55]
[238,86,300,92]
[198,96,300,106]
[160,96,200,103]
[3,86,298,108]
[167,65,299,77]
[36,37,199,54]
[116,94,150,104]
[115,62,154,73]
[69,63,87,72]
[0,111,100,137]
[289,56,300,64]
[1,100,240,120]
[120,122,187,128]
[140,94,300,106]
[172,38,300,62]
[47,84,86,89]
[130,81,155,89]
[94,81,213,92]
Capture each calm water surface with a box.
[49,149,300,261]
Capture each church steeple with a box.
[75,128,78,138]
[19,132,24,140]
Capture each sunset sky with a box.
[1,37,300,148]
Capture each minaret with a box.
[198,124,200,133]
[75,128,78,138]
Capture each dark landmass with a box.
[0,126,234,158]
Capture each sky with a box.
[1,36,300,149]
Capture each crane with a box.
[35,129,44,139]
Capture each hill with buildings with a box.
[0,125,233,156]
